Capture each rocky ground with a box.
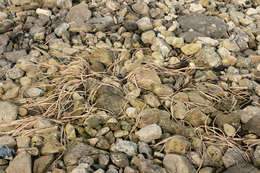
[0,0,260,172]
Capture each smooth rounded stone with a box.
[223,123,236,137]
[36,8,52,16]
[171,101,187,120]
[163,154,196,173]
[203,145,223,167]
[65,1,92,30]
[113,139,137,156]
[143,93,160,108]
[189,3,205,13]
[166,37,184,48]
[136,17,153,31]
[222,148,245,168]
[5,67,24,79]
[164,135,191,154]
[106,168,118,173]
[221,40,240,52]
[6,151,32,173]
[65,123,76,140]
[33,155,54,173]
[55,23,70,37]
[41,137,66,155]
[130,67,161,91]
[0,101,17,123]
[24,87,44,98]
[187,152,203,167]
[0,135,16,148]
[177,13,228,39]
[245,115,260,136]
[71,163,89,173]
[1,87,19,100]
[138,142,152,158]
[89,48,114,66]
[99,154,110,167]
[240,106,260,123]
[94,169,105,173]
[126,107,138,118]
[135,124,162,143]
[196,46,222,68]
[20,77,32,86]
[152,84,173,96]
[110,152,129,168]
[151,37,171,57]
[141,30,155,44]
[196,37,219,46]
[132,1,149,15]
[222,163,260,173]
[184,109,211,127]
[181,43,202,55]
[16,136,30,148]
[198,167,215,173]
[114,130,129,138]
[217,47,237,66]
[96,137,110,150]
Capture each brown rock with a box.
[6,151,32,173]
[33,155,54,173]
[245,115,260,136]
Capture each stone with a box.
[87,16,114,32]
[126,107,138,118]
[65,123,76,140]
[164,135,191,154]
[4,50,27,63]
[132,155,164,173]
[138,142,152,158]
[5,67,24,79]
[71,163,89,173]
[65,2,92,31]
[171,101,188,120]
[55,23,70,37]
[124,166,137,173]
[197,46,222,68]
[203,145,223,167]
[166,37,184,48]
[217,47,237,66]
[41,136,66,155]
[245,115,260,136]
[95,85,126,115]
[57,0,72,9]
[187,152,203,167]
[136,17,153,31]
[64,142,106,166]
[221,40,240,52]
[222,148,245,168]
[181,43,202,55]
[240,106,260,123]
[197,37,219,46]
[10,0,31,5]
[132,1,149,15]
[143,93,160,108]
[184,109,211,127]
[189,3,205,13]
[130,67,161,91]
[0,20,13,34]
[152,38,171,57]
[152,84,173,96]
[0,135,16,148]
[89,48,114,66]
[222,163,260,173]
[223,124,236,137]
[110,152,129,168]
[0,12,7,20]
[199,167,215,173]
[6,151,32,173]
[24,87,44,98]
[0,101,17,123]
[178,13,228,39]
[16,136,30,148]
[36,8,52,17]
[135,124,162,143]
[113,139,137,156]
[215,112,241,130]
[33,155,54,173]
[254,145,260,167]
[141,30,156,44]
[163,154,196,173]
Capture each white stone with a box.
[189,3,205,13]
[135,124,162,143]
[246,8,258,16]
[36,8,52,17]
[223,123,236,137]
[136,17,153,31]
[197,37,219,46]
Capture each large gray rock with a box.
[163,154,196,173]
[178,13,228,39]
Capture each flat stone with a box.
[163,154,196,173]
[33,155,54,173]
[166,37,184,48]
[135,124,162,143]
[164,135,191,154]
[6,151,32,173]
[141,30,156,44]
[0,101,17,123]
[178,13,228,39]
[217,47,237,66]
[197,46,221,68]
[136,17,153,31]
[181,43,202,55]
[110,152,129,168]
[152,37,171,57]
[113,139,137,156]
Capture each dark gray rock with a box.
[177,13,228,39]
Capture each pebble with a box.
[136,17,153,31]
[135,124,162,143]
[6,151,32,173]
[141,30,156,44]
[24,87,44,98]
[110,152,129,168]
[36,8,52,17]
[113,139,137,156]
[0,101,17,123]
[166,37,184,48]
[164,135,191,154]
[181,43,202,55]
[0,135,16,148]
